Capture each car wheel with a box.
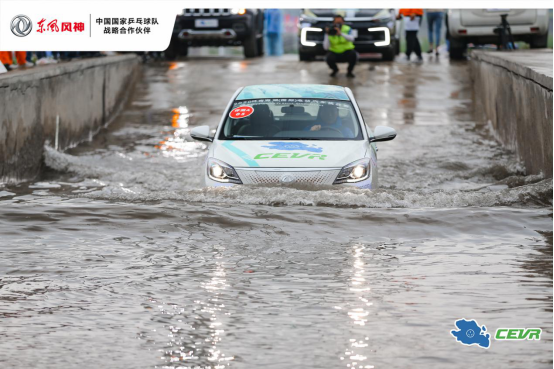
[243,27,259,58]
[449,37,467,60]
[164,38,187,60]
[299,51,314,61]
[381,43,396,61]
[164,38,179,60]
[530,34,548,49]
[180,45,188,57]
[257,36,265,56]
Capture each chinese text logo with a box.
[37,18,85,33]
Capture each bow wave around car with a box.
[190,84,396,189]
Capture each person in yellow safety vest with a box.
[323,15,357,78]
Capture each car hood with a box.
[212,140,368,168]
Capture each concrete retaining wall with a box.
[470,50,553,178]
[0,54,141,183]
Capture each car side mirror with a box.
[190,125,213,142]
[369,126,396,143]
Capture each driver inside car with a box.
[305,104,354,138]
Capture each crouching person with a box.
[324,15,357,78]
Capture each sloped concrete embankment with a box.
[471,50,553,178]
[0,54,140,183]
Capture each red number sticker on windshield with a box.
[229,106,254,119]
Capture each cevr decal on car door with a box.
[254,153,327,160]
[221,141,259,167]
[261,142,323,152]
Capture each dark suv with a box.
[298,9,399,61]
[165,8,265,59]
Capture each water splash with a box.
[43,146,552,209]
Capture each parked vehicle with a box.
[165,8,264,59]
[297,9,400,61]
[447,9,550,59]
[190,84,397,189]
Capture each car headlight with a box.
[333,158,371,184]
[299,15,318,24]
[207,158,242,184]
[231,8,246,15]
[372,9,393,22]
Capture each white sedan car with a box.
[190,84,396,189]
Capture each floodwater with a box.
[0,55,552,369]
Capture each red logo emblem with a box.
[229,106,254,119]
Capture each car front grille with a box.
[305,27,386,42]
[357,28,386,42]
[183,9,231,16]
[235,169,340,186]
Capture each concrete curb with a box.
[0,54,141,183]
[470,49,553,177]
[0,54,138,85]
[470,49,552,91]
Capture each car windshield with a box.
[218,98,364,141]
[306,9,382,17]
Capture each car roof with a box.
[236,84,349,101]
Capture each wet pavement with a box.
[0,54,552,369]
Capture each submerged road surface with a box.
[1,55,552,369]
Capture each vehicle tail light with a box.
[530,27,540,32]
[458,29,467,34]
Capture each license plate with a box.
[359,53,381,58]
[195,19,218,28]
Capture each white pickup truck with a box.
[446,9,550,59]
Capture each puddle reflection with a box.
[155,106,206,160]
[200,252,233,366]
[156,245,234,368]
[341,243,374,369]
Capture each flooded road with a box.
[1,55,552,369]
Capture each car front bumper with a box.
[298,24,394,56]
[450,24,548,38]
[173,14,254,46]
[205,168,374,189]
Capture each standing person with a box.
[0,51,12,71]
[324,15,357,78]
[264,9,283,56]
[398,9,423,62]
[26,51,34,64]
[426,9,445,55]
[14,52,28,67]
[0,51,28,70]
